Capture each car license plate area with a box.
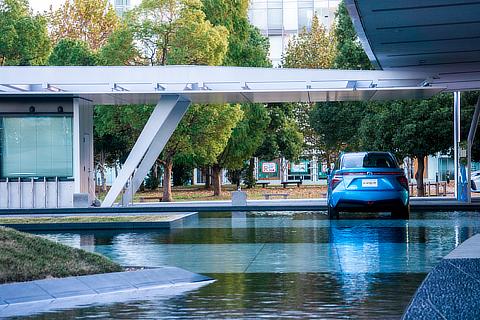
[362,179,378,187]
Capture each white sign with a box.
[362,179,378,187]
[262,162,277,173]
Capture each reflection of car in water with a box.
[327,152,410,219]
[471,171,480,192]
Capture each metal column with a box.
[454,91,461,200]
[102,95,191,207]
[467,96,480,202]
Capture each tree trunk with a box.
[204,166,211,189]
[99,149,107,192]
[416,156,425,197]
[162,159,173,202]
[246,158,256,188]
[212,165,222,196]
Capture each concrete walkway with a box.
[403,234,480,320]
[1,197,480,216]
[0,267,214,318]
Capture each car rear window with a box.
[341,153,398,169]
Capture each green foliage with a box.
[333,1,371,70]
[310,101,367,156]
[256,104,304,161]
[96,28,138,66]
[0,0,51,65]
[201,0,271,67]
[358,94,453,160]
[216,104,270,170]
[283,14,336,69]
[168,104,243,166]
[48,39,97,66]
[126,0,228,66]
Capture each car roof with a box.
[342,151,392,157]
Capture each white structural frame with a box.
[0,66,476,207]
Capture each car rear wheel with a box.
[328,206,339,219]
[392,205,410,219]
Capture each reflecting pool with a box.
[20,211,480,319]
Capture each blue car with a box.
[327,152,409,219]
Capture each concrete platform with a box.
[403,234,480,320]
[0,212,198,231]
[1,197,480,215]
[0,267,214,318]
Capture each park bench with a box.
[258,181,270,188]
[263,193,289,200]
[139,196,163,203]
[281,180,303,188]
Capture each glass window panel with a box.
[1,116,73,178]
[268,8,283,31]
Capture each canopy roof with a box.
[348,0,480,91]
[0,66,444,105]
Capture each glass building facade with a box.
[0,115,73,178]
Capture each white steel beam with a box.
[121,97,190,205]
[101,95,191,207]
[454,92,461,200]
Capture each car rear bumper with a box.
[329,190,409,211]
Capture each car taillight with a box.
[397,175,409,190]
[331,175,343,190]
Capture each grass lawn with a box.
[0,227,122,284]
[97,184,329,202]
[0,215,181,225]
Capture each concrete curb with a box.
[1,198,480,215]
[0,212,198,231]
[0,267,214,318]
[403,234,480,320]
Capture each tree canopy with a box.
[0,0,51,65]
[48,0,120,50]
[126,0,228,66]
[283,14,336,69]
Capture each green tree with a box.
[126,0,228,66]
[96,28,138,66]
[212,104,270,195]
[310,101,367,162]
[0,0,51,66]
[282,14,337,157]
[282,14,336,69]
[333,0,372,70]
[358,94,453,196]
[201,0,271,67]
[47,39,97,66]
[256,104,304,163]
[48,0,120,50]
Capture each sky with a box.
[29,0,143,13]
[29,0,64,12]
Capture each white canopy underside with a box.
[0,66,448,105]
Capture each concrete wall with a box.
[0,180,74,208]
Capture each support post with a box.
[121,97,190,205]
[454,92,461,200]
[467,96,480,203]
[101,95,190,207]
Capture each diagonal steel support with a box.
[101,95,191,207]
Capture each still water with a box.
[17,211,480,319]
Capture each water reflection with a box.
[23,211,480,319]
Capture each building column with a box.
[102,95,190,207]
[73,98,94,201]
